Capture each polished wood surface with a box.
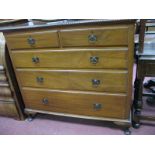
[0,100,18,117]
[6,30,59,49]
[11,48,128,69]
[60,27,128,47]
[0,87,12,97]
[125,25,135,118]
[0,33,21,118]
[4,47,25,119]
[4,21,135,126]
[0,20,136,32]
[138,20,147,53]
[23,88,127,119]
[17,69,127,93]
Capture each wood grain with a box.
[17,69,127,93]
[11,48,128,69]
[5,30,59,49]
[0,32,22,119]
[60,27,128,47]
[4,22,135,123]
[124,24,135,118]
[0,87,12,97]
[0,100,18,117]
[22,88,127,119]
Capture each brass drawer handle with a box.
[93,103,102,110]
[92,79,100,87]
[90,56,99,64]
[42,98,48,105]
[32,56,39,63]
[36,76,44,83]
[88,34,97,42]
[27,36,36,45]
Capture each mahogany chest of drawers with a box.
[2,20,135,132]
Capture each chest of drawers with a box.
[0,33,24,119]
[3,20,135,132]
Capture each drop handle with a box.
[32,56,39,63]
[88,34,97,42]
[93,103,102,110]
[92,79,100,87]
[42,98,49,105]
[27,36,36,45]
[36,76,44,83]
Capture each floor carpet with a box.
[0,113,155,135]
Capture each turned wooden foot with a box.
[124,128,131,135]
[113,121,132,135]
[131,104,141,129]
[26,112,37,122]
[132,121,141,129]
[27,115,34,122]
[132,107,141,129]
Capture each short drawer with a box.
[60,27,128,47]
[17,69,127,93]
[11,48,128,69]
[6,31,59,49]
[22,88,127,119]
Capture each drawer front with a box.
[22,88,127,119]
[6,31,59,49]
[11,48,127,69]
[17,69,127,93]
[60,27,128,47]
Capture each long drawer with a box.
[6,31,59,49]
[17,69,127,93]
[22,88,127,119]
[60,27,128,47]
[11,48,128,69]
